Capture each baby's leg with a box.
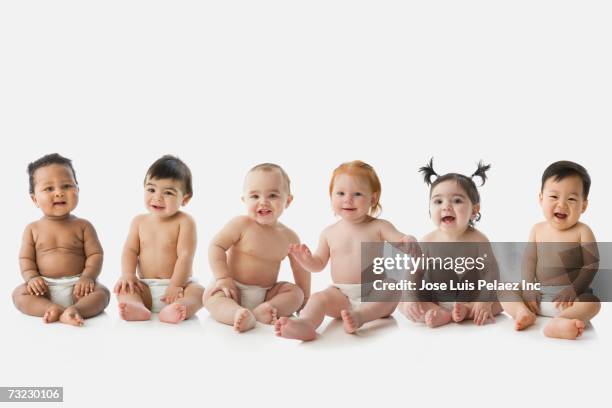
[159,282,204,324]
[12,283,64,323]
[341,300,398,334]
[116,284,152,321]
[543,294,600,340]
[275,286,349,341]
[204,291,255,332]
[252,282,304,324]
[502,301,537,331]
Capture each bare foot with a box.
[59,306,84,327]
[42,305,64,323]
[424,308,452,328]
[341,309,363,334]
[118,301,151,321]
[252,302,278,325]
[233,308,256,332]
[543,317,586,340]
[274,317,317,341]
[452,303,469,322]
[514,309,537,331]
[159,303,187,324]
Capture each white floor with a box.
[2,299,609,408]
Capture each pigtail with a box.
[419,157,438,186]
[471,160,491,186]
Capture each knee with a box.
[309,291,328,306]
[12,284,27,309]
[98,285,111,307]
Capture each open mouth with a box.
[257,209,272,216]
[151,204,165,210]
[554,212,568,220]
[53,201,66,206]
[442,215,456,224]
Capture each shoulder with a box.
[529,222,547,240]
[420,230,438,242]
[73,217,95,230]
[278,224,300,244]
[576,222,596,243]
[468,228,490,243]
[371,218,394,229]
[176,211,196,227]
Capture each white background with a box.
[1,1,610,407]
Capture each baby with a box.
[12,153,110,326]
[275,160,415,341]
[399,159,502,327]
[502,161,600,340]
[114,155,204,323]
[203,163,310,332]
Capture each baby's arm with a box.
[114,216,146,295]
[19,224,47,296]
[288,229,330,272]
[521,226,539,312]
[164,215,197,304]
[286,231,311,304]
[378,219,416,243]
[74,220,104,298]
[208,216,247,301]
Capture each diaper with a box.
[235,281,271,310]
[333,283,363,309]
[43,274,81,308]
[538,285,571,317]
[141,278,195,313]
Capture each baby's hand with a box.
[26,276,48,296]
[470,302,495,325]
[400,301,426,322]
[553,286,576,310]
[288,243,314,267]
[114,276,146,295]
[213,277,240,304]
[398,235,420,259]
[74,277,95,299]
[161,285,184,305]
[525,300,540,314]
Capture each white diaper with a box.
[141,278,176,313]
[43,274,81,308]
[235,281,271,310]
[538,285,571,317]
[333,283,363,309]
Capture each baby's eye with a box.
[433,199,442,205]
[250,195,259,199]
[269,194,278,199]
[62,184,73,189]
[164,191,175,196]
[354,192,363,197]
[453,198,463,204]
[146,188,155,193]
[568,197,577,202]
[549,195,558,199]
[336,192,345,196]
[44,187,53,192]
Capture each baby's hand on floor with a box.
[525,300,540,314]
[288,243,314,267]
[161,286,184,304]
[470,302,495,325]
[553,286,576,310]
[114,276,146,295]
[400,302,426,322]
[74,277,95,299]
[26,276,48,296]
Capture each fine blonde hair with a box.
[329,160,382,217]
[248,163,291,194]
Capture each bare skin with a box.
[204,168,310,332]
[13,163,109,326]
[502,175,600,340]
[398,180,502,327]
[114,176,204,323]
[275,172,414,340]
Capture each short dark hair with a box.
[27,153,78,194]
[145,155,193,197]
[541,160,590,198]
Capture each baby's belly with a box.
[229,257,280,287]
[330,259,364,284]
[138,251,177,279]
[37,251,85,278]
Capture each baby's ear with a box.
[472,203,481,219]
[285,194,294,208]
[182,194,192,206]
[371,192,380,206]
[581,199,588,213]
[30,194,39,208]
[538,192,543,204]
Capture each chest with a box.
[139,221,179,250]
[238,228,289,262]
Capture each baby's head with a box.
[28,153,79,219]
[539,160,590,230]
[329,160,381,222]
[420,158,490,232]
[143,155,193,218]
[242,163,293,225]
